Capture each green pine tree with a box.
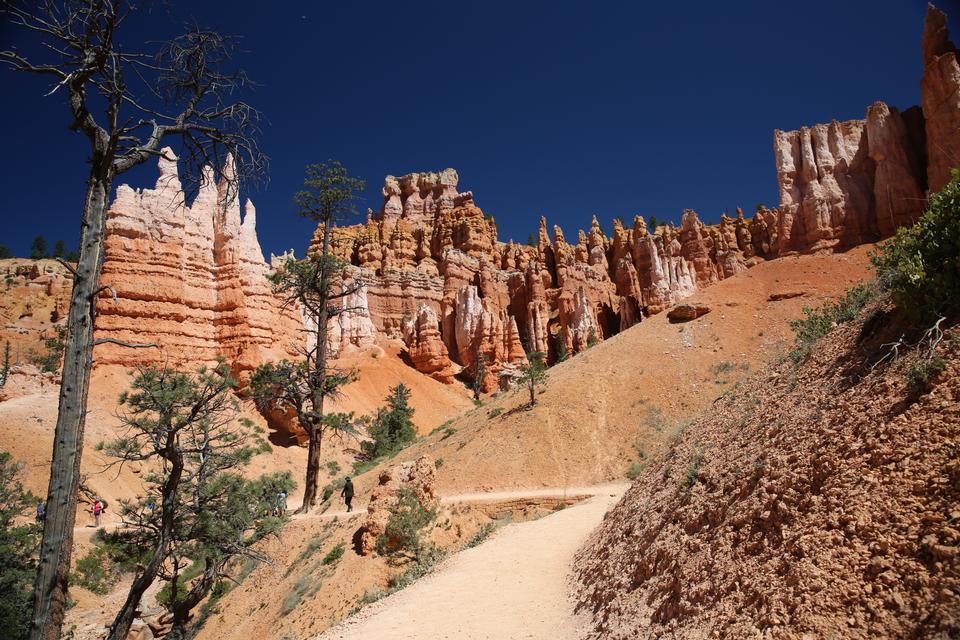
[362,384,416,459]
[0,451,40,640]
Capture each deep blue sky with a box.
[2,0,956,258]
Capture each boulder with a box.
[667,303,711,323]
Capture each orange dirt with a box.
[574,302,960,638]
[365,246,876,496]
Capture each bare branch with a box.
[93,338,159,349]
[55,257,80,278]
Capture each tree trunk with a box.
[300,218,332,512]
[30,170,112,640]
[168,560,216,639]
[301,421,321,510]
[107,449,184,640]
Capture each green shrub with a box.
[487,407,503,419]
[322,542,345,566]
[325,461,341,477]
[281,574,315,615]
[28,325,66,373]
[871,170,960,318]
[284,533,330,577]
[0,451,40,640]
[434,458,444,469]
[682,443,706,492]
[73,548,118,595]
[465,522,497,548]
[322,478,345,503]
[375,487,437,561]
[789,283,878,362]
[386,546,445,589]
[586,327,599,348]
[626,462,646,480]
[906,356,947,397]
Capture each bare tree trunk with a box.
[31,169,111,640]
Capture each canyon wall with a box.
[94,149,306,373]
[92,5,960,389]
[311,6,960,389]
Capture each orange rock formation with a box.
[94,149,306,373]
[307,5,960,388]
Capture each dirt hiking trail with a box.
[318,485,627,640]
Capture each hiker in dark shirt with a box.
[341,476,355,512]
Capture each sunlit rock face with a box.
[95,148,307,374]
[96,6,960,388]
[922,3,960,194]
[325,5,960,393]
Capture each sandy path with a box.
[317,485,626,640]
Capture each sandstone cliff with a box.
[92,6,960,388]
[309,4,960,387]
[922,3,960,193]
[94,149,306,373]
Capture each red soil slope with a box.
[375,247,876,495]
[574,302,960,638]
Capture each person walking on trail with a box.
[36,500,45,523]
[276,490,288,516]
[91,498,105,527]
[341,476,355,513]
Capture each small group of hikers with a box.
[270,477,354,514]
[42,481,355,527]
[35,497,107,527]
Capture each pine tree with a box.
[29,236,47,260]
[554,334,569,363]
[0,342,11,388]
[51,241,65,259]
[0,451,40,640]
[472,345,488,402]
[362,384,416,459]
[250,161,365,512]
[587,327,599,348]
[519,350,548,407]
[98,362,283,640]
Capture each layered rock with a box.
[95,6,960,392]
[95,149,306,372]
[770,4,960,256]
[357,455,438,555]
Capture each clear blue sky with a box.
[1,0,955,258]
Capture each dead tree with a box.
[0,3,265,639]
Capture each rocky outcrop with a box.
[95,149,306,373]
[922,3,960,193]
[667,303,711,323]
[401,305,459,384]
[357,455,438,556]
[93,6,959,390]
[771,4,960,257]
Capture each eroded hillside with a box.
[574,299,960,638]
[362,246,875,496]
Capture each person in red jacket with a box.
[91,498,105,527]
